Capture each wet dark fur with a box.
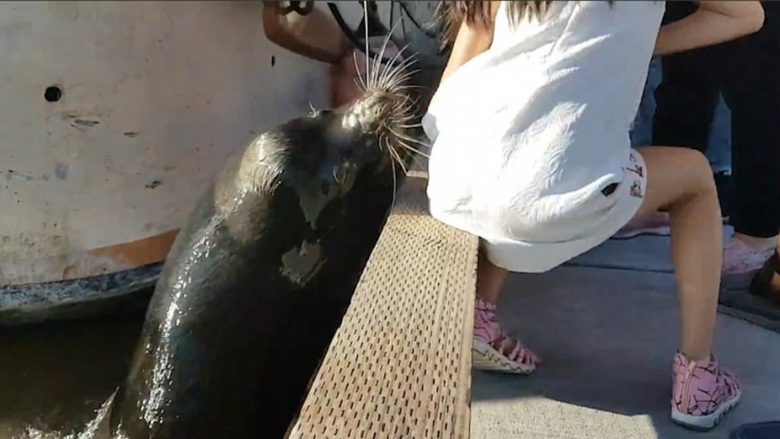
[108,110,396,438]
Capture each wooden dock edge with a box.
[288,174,478,439]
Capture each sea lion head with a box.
[311,49,420,173]
[219,48,420,234]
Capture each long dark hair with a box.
[436,1,552,43]
[436,1,618,46]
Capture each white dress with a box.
[422,1,665,273]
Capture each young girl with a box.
[422,0,764,431]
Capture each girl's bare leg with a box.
[632,147,722,361]
[472,245,538,373]
[476,246,509,304]
[636,147,743,430]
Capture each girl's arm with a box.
[655,1,765,56]
[439,2,500,84]
[262,1,351,65]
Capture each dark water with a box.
[0,309,146,438]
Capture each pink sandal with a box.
[723,238,775,277]
[472,298,539,374]
[671,352,742,430]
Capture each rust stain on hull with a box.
[87,229,179,269]
[0,230,179,286]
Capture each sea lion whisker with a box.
[393,151,410,176]
[380,55,418,87]
[396,141,429,167]
[390,42,414,65]
[389,107,418,124]
[372,62,383,91]
[390,115,417,124]
[390,106,413,119]
[393,84,425,91]
[363,3,371,89]
[396,87,422,97]
[352,77,367,93]
[332,166,341,185]
[389,147,398,209]
[369,52,381,90]
[392,109,417,119]
[385,136,410,168]
[372,21,405,89]
[387,47,418,72]
[393,133,430,151]
[386,138,409,176]
[389,98,416,115]
[388,57,418,75]
[396,99,417,116]
[378,43,413,86]
[379,56,406,86]
[395,152,411,176]
[371,37,390,90]
[389,117,418,131]
[392,120,419,132]
[388,128,431,150]
[408,152,428,171]
[396,141,431,159]
[381,133,391,154]
[378,42,411,76]
[390,116,416,129]
[378,58,417,92]
[384,74,418,93]
[352,51,368,91]
[386,143,403,170]
[397,140,431,158]
[397,94,420,109]
[385,51,418,74]
[385,68,420,88]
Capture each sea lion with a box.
[105,51,423,439]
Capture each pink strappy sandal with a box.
[472,298,540,374]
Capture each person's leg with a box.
[621,50,721,239]
[632,146,741,430]
[617,3,723,239]
[629,57,661,148]
[707,97,733,175]
[720,33,780,277]
[472,245,539,374]
[708,97,735,223]
[773,236,780,290]
[619,51,723,239]
[652,55,720,152]
[748,235,780,303]
[476,246,508,304]
[633,147,721,361]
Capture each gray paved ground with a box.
[470,236,780,439]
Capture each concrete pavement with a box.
[470,236,780,439]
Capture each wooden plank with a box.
[289,174,478,439]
